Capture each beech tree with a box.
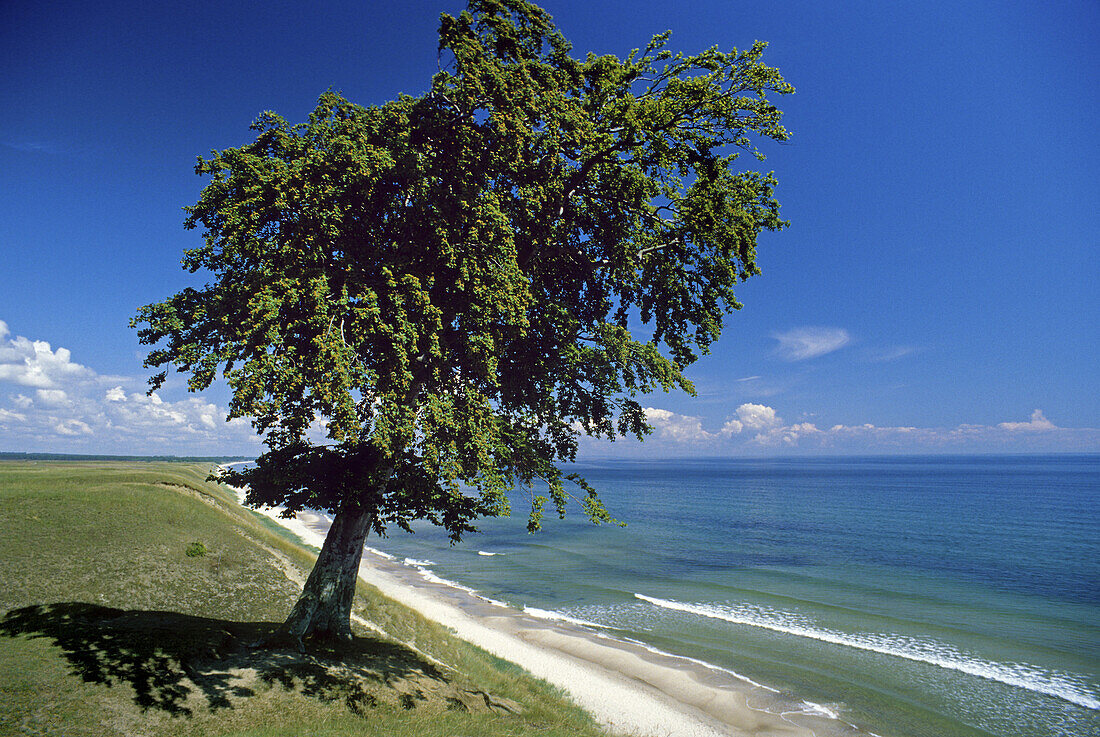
[134,0,792,644]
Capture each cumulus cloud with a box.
[0,320,260,454]
[772,327,851,361]
[998,409,1056,431]
[721,403,783,435]
[723,406,824,446]
[751,408,1082,450]
[645,404,797,443]
[720,419,741,435]
[35,389,69,406]
[0,322,93,388]
[55,419,92,436]
[623,403,1097,455]
[100,390,253,441]
[639,402,821,447]
[778,422,823,444]
[644,407,712,441]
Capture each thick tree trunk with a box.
[277,501,374,646]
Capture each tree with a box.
[133,0,792,645]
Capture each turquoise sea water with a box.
[362,455,1099,737]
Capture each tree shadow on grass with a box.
[0,602,470,717]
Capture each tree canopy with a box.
[133,0,792,641]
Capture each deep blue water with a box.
[364,455,1100,737]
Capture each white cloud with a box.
[783,409,1086,451]
[738,403,781,431]
[643,407,712,441]
[55,419,92,436]
[998,409,1056,431]
[0,329,93,388]
[721,403,784,436]
[737,413,822,446]
[721,419,742,435]
[108,391,249,439]
[35,389,69,406]
[0,408,27,423]
[2,317,1095,458]
[644,403,790,444]
[0,320,261,454]
[780,422,823,444]
[615,404,1097,455]
[773,327,851,361]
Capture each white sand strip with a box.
[359,560,736,737]
[350,555,874,737]
[217,469,868,737]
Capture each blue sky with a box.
[1,0,1097,456]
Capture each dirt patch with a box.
[154,482,227,511]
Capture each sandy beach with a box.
[351,545,876,737]
[223,469,876,737]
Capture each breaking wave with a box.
[635,594,1100,711]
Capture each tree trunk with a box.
[277,501,374,646]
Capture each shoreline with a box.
[219,466,875,737]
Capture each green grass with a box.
[0,461,611,737]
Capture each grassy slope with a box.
[0,461,610,737]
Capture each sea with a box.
[355,454,1099,737]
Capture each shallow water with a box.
[364,455,1100,737]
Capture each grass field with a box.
[0,461,611,737]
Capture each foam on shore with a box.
[216,466,873,736]
[636,593,1100,712]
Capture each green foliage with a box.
[184,542,207,558]
[133,0,792,536]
